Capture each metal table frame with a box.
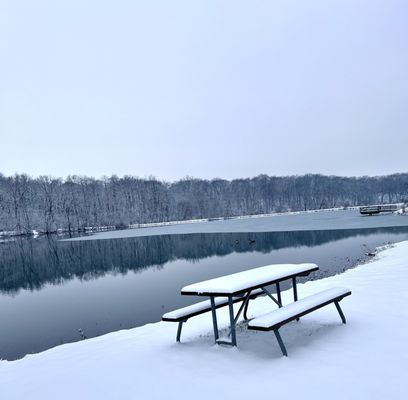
[182,270,314,347]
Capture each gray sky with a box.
[1,0,407,181]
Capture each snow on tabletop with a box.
[181,263,318,294]
[248,287,350,328]
[2,241,408,400]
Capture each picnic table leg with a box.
[232,291,251,325]
[228,295,237,346]
[276,282,282,305]
[261,287,282,308]
[210,296,219,342]
[176,321,185,342]
[273,329,288,357]
[334,301,347,324]
[292,277,298,302]
[292,277,299,321]
[242,290,254,320]
[243,298,250,321]
[228,292,252,337]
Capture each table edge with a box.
[181,266,319,297]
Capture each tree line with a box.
[0,173,407,234]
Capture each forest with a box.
[1,173,407,234]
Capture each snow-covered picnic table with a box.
[180,263,318,346]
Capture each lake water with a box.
[1,226,408,360]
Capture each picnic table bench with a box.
[163,263,351,355]
[162,288,263,342]
[248,287,351,355]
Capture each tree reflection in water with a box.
[1,226,408,294]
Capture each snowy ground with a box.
[67,209,408,241]
[1,241,408,399]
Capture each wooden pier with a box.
[359,204,399,215]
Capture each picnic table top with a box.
[181,263,318,296]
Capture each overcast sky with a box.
[0,0,407,181]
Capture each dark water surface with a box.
[1,226,408,360]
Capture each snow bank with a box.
[1,242,408,399]
[395,206,408,215]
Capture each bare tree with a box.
[1,173,408,234]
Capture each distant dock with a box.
[359,204,399,215]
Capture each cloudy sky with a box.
[1,0,407,181]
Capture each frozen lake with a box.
[68,209,408,240]
[1,211,408,360]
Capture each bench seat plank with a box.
[163,288,263,322]
[248,287,351,331]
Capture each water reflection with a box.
[1,226,408,295]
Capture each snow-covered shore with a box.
[1,241,408,399]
